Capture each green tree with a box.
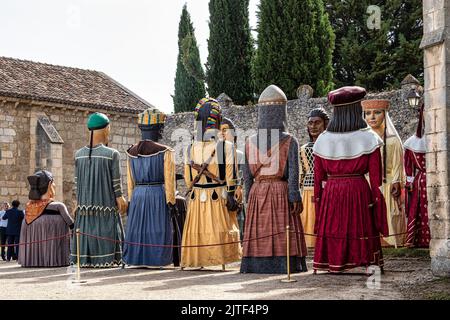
[253,0,335,99]
[326,0,423,90]
[173,4,206,113]
[206,0,254,105]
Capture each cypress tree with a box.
[253,0,335,99]
[326,0,423,90]
[206,0,254,105]
[173,4,206,113]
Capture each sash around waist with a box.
[193,183,226,189]
[254,176,286,183]
[136,182,164,186]
[327,174,365,180]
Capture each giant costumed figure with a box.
[362,99,407,248]
[219,117,245,240]
[241,85,307,274]
[300,108,329,248]
[123,108,177,267]
[313,87,388,274]
[404,101,430,248]
[71,112,127,267]
[181,98,241,269]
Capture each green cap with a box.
[87,112,110,130]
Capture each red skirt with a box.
[243,180,307,258]
[313,176,383,272]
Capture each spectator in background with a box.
[2,200,24,261]
[0,201,10,261]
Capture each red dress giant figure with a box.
[313,86,389,273]
[404,102,430,248]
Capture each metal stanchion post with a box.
[281,225,297,283]
[72,228,87,284]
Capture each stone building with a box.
[420,0,450,276]
[0,56,150,211]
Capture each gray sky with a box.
[0,0,259,113]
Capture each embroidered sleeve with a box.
[126,158,135,200]
[164,149,176,205]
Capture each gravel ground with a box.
[1,253,447,300]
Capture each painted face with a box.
[307,116,326,139]
[49,181,56,197]
[219,124,235,143]
[104,124,111,144]
[364,109,385,129]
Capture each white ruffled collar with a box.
[404,135,427,153]
[313,128,383,160]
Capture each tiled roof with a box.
[0,56,153,113]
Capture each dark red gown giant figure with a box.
[312,86,389,273]
[404,102,430,248]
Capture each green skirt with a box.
[70,207,124,268]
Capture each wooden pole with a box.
[72,228,87,284]
[281,225,297,283]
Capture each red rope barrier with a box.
[296,225,431,241]
[0,233,70,248]
[0,226,430,249]
[78,230,285,248]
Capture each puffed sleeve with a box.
[225,141,237,192]
[164,149,176,205]
[184,145,193,189]
[368,148,389,236]
[390,137,405,185]
[127,158,135,200]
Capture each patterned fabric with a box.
[404,149,430,248]
[181,140,241,267]
[24,199,53,225]
[194,98,221,130]
[70,144,124,268]
[300,143,315,188]
[138,108,166,125]
[241,135,307,274]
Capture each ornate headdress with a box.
[257,85,288,131]
[362,99,402,183]
[138,107,166,126]
[194,98,222,140]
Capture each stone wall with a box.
[0,84,422,211]
[161,84,421,194]
[0,98,141,212]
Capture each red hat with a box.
[328,86,367,106]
